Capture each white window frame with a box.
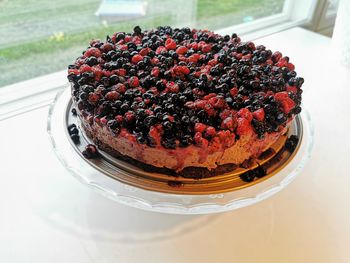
[0,0,323,120]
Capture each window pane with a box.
[0,0,285,87]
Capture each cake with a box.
[67,26,303,178]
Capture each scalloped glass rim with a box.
[47,87,314,214]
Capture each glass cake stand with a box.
[47,86,314,214]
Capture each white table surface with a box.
[1,27,350,263]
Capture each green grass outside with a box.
[0,0,284,87]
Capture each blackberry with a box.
[251,119,266,138]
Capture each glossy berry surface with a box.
[68,26,303,149]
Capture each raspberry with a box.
[221,117,235,131]
[131,54,143,64]
[85,47,101,58]
[286,85,297,93]
[188,53,200,63]
[215,98,225,109]
[194,100,206,109]
[274,92,296,113]
[217,130,229,141]
[139,48,150,56]
[115,83,126,93]
[203,93,216,100]
[219,109,231,120]
[190,42,198,50]
[88,93,100,104]
[156,46,167,54]
[205,126,216,137]
[238,108,253,122]
[176,46,188,55]
[271,51,282,63]
[252,108,265,121]
[236,117,253,136]
[208,59,217,66]
[194,123,206,133]
[91,66,103,80]
[169,83,179,93]
[276,58,288,68]
[79,64,92,73]
[119,44,128,51]
[151,57,159,65]
[115,68,126,76]
[105,91,119,101]
[128,76,139,87]
[287,63,295,71]
[124,35,133,42]
[124,111,135,122]
[115,115,123,123]
[101,43,114,52]
[230,87,238,97]
[151,67,160,77]
[165,38,177,50]
[194,132,203,143]
[180,66,190,75]
[201,44,212,53]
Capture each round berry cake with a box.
[67,26,303,178]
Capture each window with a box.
[0,0,289,88]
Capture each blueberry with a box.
[163,121,173,130]
[82,144,98,159]
[107,120,119,130]
[68,123,76,130]
[162,138,176,149]
[115,32,125,42]
[70,134,80,145]
[68,127,79,135]
[136,134,147,144]
[144,116,156,127]
[179,135,192,147]
[86,56,98,66]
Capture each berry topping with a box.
[68,26,303,149]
